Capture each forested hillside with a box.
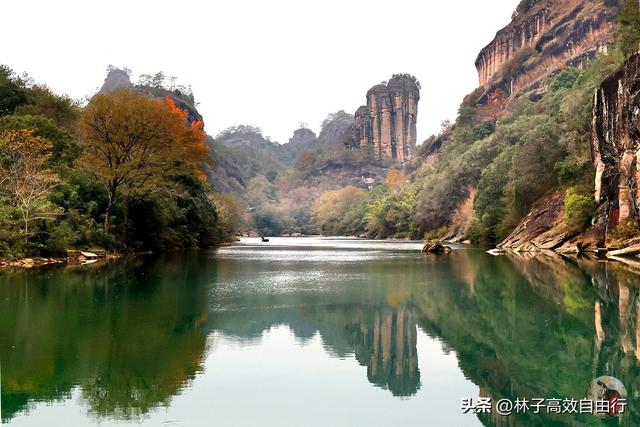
[288,0,640,246]
[0,67,230,259]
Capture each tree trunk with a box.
[104,203,112,231]
[104,181,118,232]
[122,196,129,248]
[23,212,29,245]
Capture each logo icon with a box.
[586,376,628,417]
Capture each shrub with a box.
[612,219,640,241]
[554,159,589,185]
[563,187,595,232]
[516,0,538,14]
[472,121,496,140]
[466,218,489,245]
[423,227,448,241]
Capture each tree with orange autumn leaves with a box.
[78,89,210,231]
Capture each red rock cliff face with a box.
[476,0,620,95]
[350,75,420,163]
[592,52,640,228]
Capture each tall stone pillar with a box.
[354,75,420,162]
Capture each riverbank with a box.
[0,250,123,270]
[0,257,65,269]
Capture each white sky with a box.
[2,0,516,144]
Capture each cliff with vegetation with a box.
[297,0,640,247]
[495,2,640,253]
[99,66,203,125]
[476,0,620,92]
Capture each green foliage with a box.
[472,121,495,140]
[313,186,368,236]
[465,218,488,245]
[471,151,513,244]
[516,0,538,14]
[617,0,640,58]
[563,186,595,232]
[554,158,590,185]
[0,114,79,165]
[506,119,563,216]
[252,206,286,237]
[14,86,80,130]
[210,192,246,240]
[125,176,219,251]
[412,52,624,245]
[0,199,22,259]
[0,65,28,116]
[423,227,448,241]
[549,68,580,92]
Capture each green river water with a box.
[0,237,639,426]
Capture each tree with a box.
[386,169,406,186]
[312,186,368,235]
[0,129,60,244]
[210,192,247,239]
[151,72,166,88]
[617,0,640,57]
[14,85,80,130]
[563,186,595,232]
[0,114,78,165]
[0,65,28,116]
[78,89,209,231]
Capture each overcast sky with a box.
[2,0,516,144]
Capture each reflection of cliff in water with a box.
[414,250,640,426]
[211,302,420,397]
[315,304,419,396]
[209,251,423,397]
[346,306,419,396]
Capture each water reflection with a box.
[0,257,212,422]
[0,238,639,426]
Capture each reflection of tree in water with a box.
[0,254,212,422]
[414,250,640,426]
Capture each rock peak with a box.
[96,66,203,126]
[350,75,420,164]
[99,65,133,94]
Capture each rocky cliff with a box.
[476,0,620,97]
[98,66,203,126]
[497,52,640,253]
[349,75,420,164]
[592,51,640,230]
[98,66,133,93]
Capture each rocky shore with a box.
[0,250,123,270]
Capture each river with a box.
[0,237,638,426]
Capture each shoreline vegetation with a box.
[0,68,239,263]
